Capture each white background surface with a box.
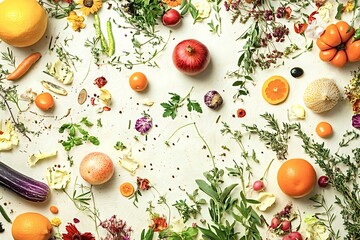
[0,0,357,239]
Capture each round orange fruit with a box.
[11,212,52,240]
[277,158,317,198]
[262,75,289,105]
[0,0,48,47]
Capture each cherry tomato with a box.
[129,72,148,92]
[35,92,54,111]
[237,108,246,118]
[315,121,333,138]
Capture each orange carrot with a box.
[119,182,135,197]
[7,52,41,81]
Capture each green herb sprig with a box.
[242,113,299,160]
[59,117,100,151]
[38,0,77,19]
[161,87,202,119]
[0,85,32,141]
[173,189,206,223]
[295,128,360,239]
[309,194,341,239]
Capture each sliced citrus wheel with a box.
[262,75,290,105]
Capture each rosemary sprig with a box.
[1,47,16,68]
[295,128,360,239]
[242,113,299,160]
[309,194,341,239]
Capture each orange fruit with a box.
[11,212,52,240]
[277,158,317,198]
[262,75,289,105]
[35,92,55,111]
[129,72,148,92]
[120,182,135,197]
[0,0,48,47]
[315,121,333,138]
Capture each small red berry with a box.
[237,108,246,118]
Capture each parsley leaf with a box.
[161,87,202,119]
[59,118,99,151]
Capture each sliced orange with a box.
[262,75,289,105]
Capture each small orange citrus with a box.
[11,212,53,240]
[277,158,317,198]
[262,75,289,105]
[0,0,48,47]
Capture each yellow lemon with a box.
[0,0,48,47]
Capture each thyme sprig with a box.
[0,85,32,141]
[295,128,360,239]
[38,0,77,19]
[242,113,299,160]
[173,189,206,223]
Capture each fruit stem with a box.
[186,46,194,54]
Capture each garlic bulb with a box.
[303,78,340,113]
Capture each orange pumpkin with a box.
[316,21,360,67]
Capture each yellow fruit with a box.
[11,212,53,240]
[0,0,48,47]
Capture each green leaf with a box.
[335,3,344,20]
[219,183,237,203]
[80,117,94,127]
[88,136,100,145]
[198,225,221,240]
[59,123,72,133]
[195,179,219,200]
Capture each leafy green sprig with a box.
[295,128,360,239]
[309,194,341,239]
[1,47,16,68]
[161,87,202,119]
[110,0,171,69]
[58,117,100,151]
[0,85,32,141]
[173,189,206,223]
[159,226,198,240]
[242,113,299,160]
[38,0,77,19]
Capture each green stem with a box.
[94,13,108,53]
[165,122,195,145]
[260,158,275,180]
[106,19,115,57]
[193,122,216,168]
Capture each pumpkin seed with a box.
[78,88,87,105]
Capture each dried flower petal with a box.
[137,177,151,190]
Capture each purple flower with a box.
[135,116,152,134]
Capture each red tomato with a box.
[35,92,54,111]
[315,121,333,138]
[129,72,148,92]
